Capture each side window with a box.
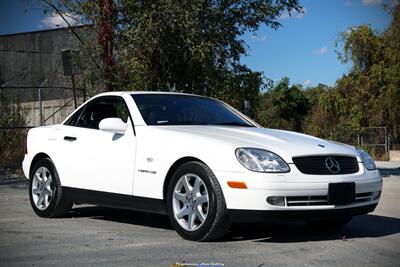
[66,96,130,129]
[64,107,84,126]
[115,101,129,122]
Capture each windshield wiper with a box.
[216,122,255,127]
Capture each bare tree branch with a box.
[40,0,102,72]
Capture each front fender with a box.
[131,126,246,199]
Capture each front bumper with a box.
[213,163,382,214]
[228,203,378,223]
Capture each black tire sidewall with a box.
[166,162,219,241]
[29,158,63,217]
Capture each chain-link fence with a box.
[357,127,390,159]
[326,125,390,160]
[0,26,95,171]
[0,86,85,127]
[0,86,86,169]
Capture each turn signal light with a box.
[227,181,247,189]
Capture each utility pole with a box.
[98,0,115,92]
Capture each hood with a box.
[154,126,359,163]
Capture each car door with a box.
[56,96,136,195]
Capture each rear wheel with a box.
[307,216,352,229]
[166,161,230,241]
[29,158,72,218]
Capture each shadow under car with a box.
[66,205,400,242]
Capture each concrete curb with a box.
[376,161,400,177]
[376,161,400,169]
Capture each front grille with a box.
[285,192,374,207]
[292,156,359,175]
[286,195,328,206]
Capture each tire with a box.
[166,161,230,241]
[29,158,72,218]
[307,216,352,229]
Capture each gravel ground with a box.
[0,175,399,267]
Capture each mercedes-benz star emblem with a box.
[325,157,341,174]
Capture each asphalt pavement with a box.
[0,175,399,267]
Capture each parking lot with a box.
[0,175,399,267]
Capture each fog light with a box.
[372,191,381,200]
[267,196,285,206]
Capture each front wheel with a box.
[29,158,72,218]
[166,161,230,241]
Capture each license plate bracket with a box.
[328,182,355,205]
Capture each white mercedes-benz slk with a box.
[22,92,382,241]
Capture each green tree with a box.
[257,77,310,131]
[212,64,266,118]
[117,0,301,92]
[0,96,26,168]
[304,4,400,151]
[40,0,302,116]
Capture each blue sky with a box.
[0,0,393,87]
[242,0,392,87]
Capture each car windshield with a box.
[131,94,254,127]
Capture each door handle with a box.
[64,136,77,141]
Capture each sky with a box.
[0,0,393,87]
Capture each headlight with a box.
[356,148,376,170]
[235,148,290,173]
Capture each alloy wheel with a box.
[172,173,209,231]
[31,167,54,210]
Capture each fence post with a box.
[387,136,390,158]
[38,87,43,125]
[71,75,77,109]
[0,82,9,106]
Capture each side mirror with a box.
[99,118,127,135]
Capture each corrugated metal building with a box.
[0,25,95,126]
[0,25,93,88]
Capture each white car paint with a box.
[22,91,382,213]
[99,117,128,134]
